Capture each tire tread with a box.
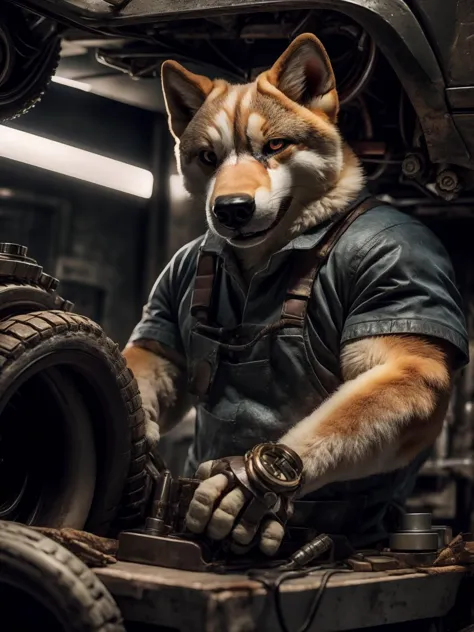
[0,522,125,631]
[0,311,148,530]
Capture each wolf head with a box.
[162,34,363,251]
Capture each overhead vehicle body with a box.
[0,0,473,205]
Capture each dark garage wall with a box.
[0,83,163,346]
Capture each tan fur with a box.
[211,158,270,205]
[238,145,363,275]
[161,33,364,273]
[123,340,191,436]
[264,33,339,122]
[281,336,452,494]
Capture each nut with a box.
[437,169,459,192]
[402,154,422,178]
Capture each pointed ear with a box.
[161,60,214,138]
[267,33,338,120]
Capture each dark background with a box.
[0,83,204,346]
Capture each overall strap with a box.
[190,250,217,324]
[282,197,382,322]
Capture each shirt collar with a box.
[201,188,372,257]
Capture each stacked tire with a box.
[0,243,149,534]
[0,521,126,631]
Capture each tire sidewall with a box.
[0,330,132,533]
[0,524,124,632]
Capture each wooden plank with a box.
[95,562,465,631]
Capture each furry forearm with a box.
[281,336,452,495]
[123,339,192,435]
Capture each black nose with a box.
[212,194,256,230]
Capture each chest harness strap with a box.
[189,196,380,395]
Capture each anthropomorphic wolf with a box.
[123,34,468,555]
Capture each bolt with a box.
[39,272,59,291]
[402,154,422,178]
[0,243,27,258]
[437,169,459,192]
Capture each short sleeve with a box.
[341,221,469,368]
[128,238,202,355]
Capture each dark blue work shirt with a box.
[130,202,468,544]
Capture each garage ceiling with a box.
[57,41,167,112]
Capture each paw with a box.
[259,519,285,556]
[186,473,230,533]
[144,414,160,451]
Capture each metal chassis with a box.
[5,0,472,169]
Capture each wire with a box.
[205,39,247,80]
[248,565,353,632]
[361,158,403,165]
[399,89,409,148]
[340,34,376,106]
[290,11,314,39]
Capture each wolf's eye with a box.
[199,149,218,167]
[263,139,290,155]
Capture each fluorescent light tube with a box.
[0,125,154,198]
[51,76,92,92]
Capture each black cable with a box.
[248,565,353,632]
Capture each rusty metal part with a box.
[402,153,424,178]
[435,168,462,201]
[117,532,211,571]
[347,553,401,572]
[145,470,173,536]
[283,534,333,570]
[0,241,43,283]
[436,169,460,193]
[0,241,60,291]
[389,531,439,552]
[38,272,59,291]
[400,512,432,531]
[0,243,29,259]
[210,448,301,532]
[244,443,304,495]
[385,550,439,567]
[432,526,453,549]
[346,555,373,572]
[351,141,387,156]
[139,467,200,537]
[389,512,439,552]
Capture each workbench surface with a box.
[95,561,465,631]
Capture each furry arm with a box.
[280,334,453,495]
[122,339,192,443]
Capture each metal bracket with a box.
[117,532,211,572]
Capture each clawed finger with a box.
[259,519,285,556]
[207,487,247,540]
[195,460,214,480]
[232,518,260,546]
[186,474,229,533]
[230,540,255,556]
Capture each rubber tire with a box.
[0,38,61,121]
[0,281,69,319]
[0,310,148,534]
[0,4,61,121]
[0,521,125,632]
